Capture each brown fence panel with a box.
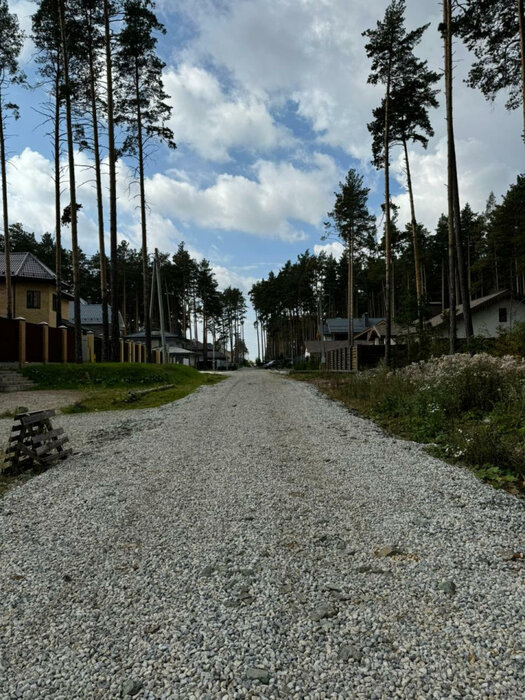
[67,329,75,362]
[48,326,62,363]
[357,345,387,370]
[0,318,20,362]
[26,322,43,363]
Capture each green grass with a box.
[292,366,524,496]
[21,362,203,389]
[20,362,225,414]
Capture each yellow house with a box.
[0,252,72,327]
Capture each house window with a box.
[26,291,41,309]
[52,294,58,311]
[499,308,507,323]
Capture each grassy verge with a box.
[20,363,224,414]
[292,355,525,496]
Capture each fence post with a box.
[16,317,26,365]
[86,331,95,363]
[120,339,124,363]
[59,325,68,364]
[39,321,49,364]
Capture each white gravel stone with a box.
[0,369,523,698]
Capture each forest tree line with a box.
[0,1,524,366]
[251,0,525,364]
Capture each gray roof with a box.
[324,317,384,335]
[68,302,125,329]
[427,290,511,328]
[0,252,56,280]
[304,340,349,354]
[168,346,196,355]
[124,330,184,341]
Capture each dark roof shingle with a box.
[0,252,56,281]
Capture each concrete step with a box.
[0,369,36,393]
[0,384,36,393]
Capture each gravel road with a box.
[0,369,523,699]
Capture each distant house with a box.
[68,301,125,335]
[353,319,403,345]
[321,314,403,345]
[322,315,385,340]
[304,340,348,359]
[168,345,197,366]
[0,252,72,326]
[427,290,525,338]
[190,340,228,369]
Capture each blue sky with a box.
[5,0,524,358]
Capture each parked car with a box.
[263,359,292,369]
[263,360,277,369]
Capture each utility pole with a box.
[155,249,167,364]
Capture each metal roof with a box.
[324,317,384,334]
[0,252,57,280]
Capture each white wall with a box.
[439,297,525,338]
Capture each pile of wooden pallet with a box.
[2,409,72,476]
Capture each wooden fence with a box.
[324,344,390,371]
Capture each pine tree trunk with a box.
[104,0,119,361]
[402,136,423,326]
[451,154,473,338]
[54,70,62,328]
[347,233,354,369]
[88,44,109,361]
[134,60,151,363]
[445,0,473,342]
[518,0,525,142]
[59,0,82,363]
[384,61,392,366]
[0,96,12,320]
[444,0,457,354]
[202,312,208,367]
[122,260,127,333]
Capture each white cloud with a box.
[313,241,345,260]
[175,0,523,233]
[164,64,291,162]
[8,1,34,62]
[146,152,339,241]
[212,265,257,295]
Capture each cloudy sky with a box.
[5,0,524,358]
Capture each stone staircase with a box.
[0,367,37,393]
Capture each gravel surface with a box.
[0,368,524,699]
[0,390,83,416]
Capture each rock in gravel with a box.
[338,644,363,663]
[375,545,403,558]
[246,667,270,684]
[438,579,457,595]
[121,679,142,697]
[311,602,338,621]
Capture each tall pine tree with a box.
[115,0,175,363]
[0,0,24,320]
